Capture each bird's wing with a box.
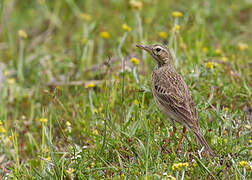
[151,69,198,129]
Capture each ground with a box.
[0,0,251,179]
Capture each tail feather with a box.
[193,131,214,156]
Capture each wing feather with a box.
[151,68,198,129]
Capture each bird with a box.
[136,44,214,156]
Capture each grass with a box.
[0,0,251,179]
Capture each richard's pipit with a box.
[137,44,214,156]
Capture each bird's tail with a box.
[193,131,214,156]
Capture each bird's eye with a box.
[155,48,161,52]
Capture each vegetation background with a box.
[0,0,251,179]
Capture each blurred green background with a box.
[0,0,251,179]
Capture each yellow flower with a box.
[215,48,223,55]
[239,161,251,171]
[224,107,229,112]
[165,175,176,180]
[223,129,227,135]
[134,99,139,105]
[129,0,143,10]
[239,161,248,167]
[81,38,87,45]
[193,162,197,167]
[18,30,28,39]
[40,118,48,123]
[238,42,248,51]
[93,108,98,114]
[85,83,95,88]
[93,129,99,135]
[172,25,180,33]
[66,121,71,126]
[7,78,15,84]
[122,23,132,32]
[172,11,183,18]
[183,162,189,168]
[0,121,2,125]
[91,162,95,168]
[37,0,45,4]
[99,31,110,39]
[66,168,75,175]
[4,71,10,77]
[202,47,208,53]
[158,31,167,38]
[8,136,13,141]
[0,126,6,133]
[172,162,189,171]
[221,56,228,62]
[144,17,151,24]
[205,62,214,69]
[244,124,251,129]
[180,43,187,50]
[80,13,91,21]
[130,57,140,65]
[46,156,51,161]
[249,140,252,143]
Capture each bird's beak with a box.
[136,44,151,53]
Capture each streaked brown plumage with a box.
[136,44,214,156]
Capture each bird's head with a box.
[136,44,173,66]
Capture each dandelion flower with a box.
[129,0,143,10]
[244,124,251,129]
[38,0,45,4]
[221,56,228,62]
[66,121,71,126]
[80,13,91,21]
[172,162,189,171]
[66,168,75,175]
[4,71,10,77]
[8,136,13,141]
[134,99,139,105]
[122,23,132,32]
[205,62,214,69]
[0,126,6,133]
[40,118,48,123]
[172,25,180,33]
[93,108,98,114]
[158,31,167,38]
[164,175,176,180]
[85,83,95,89]
[180,43,187,50]
[238,42,248,51]
[202,47,208,53]
[193,162,197,167]
[99,31,110,39]
[81,38,87,45]
[239,161,251,171]
[249,140,252,143]
[239,161,248,167]
[223,129,227,135]
[18,30,28,39]
[215,48,222,55]
[91,162,95,168]
[130,57,140,65]
[93,129,99,135]
[183,162,189,168]
[172,11,183,18]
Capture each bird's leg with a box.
[162,126,176,150]
[176,127,186,152]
